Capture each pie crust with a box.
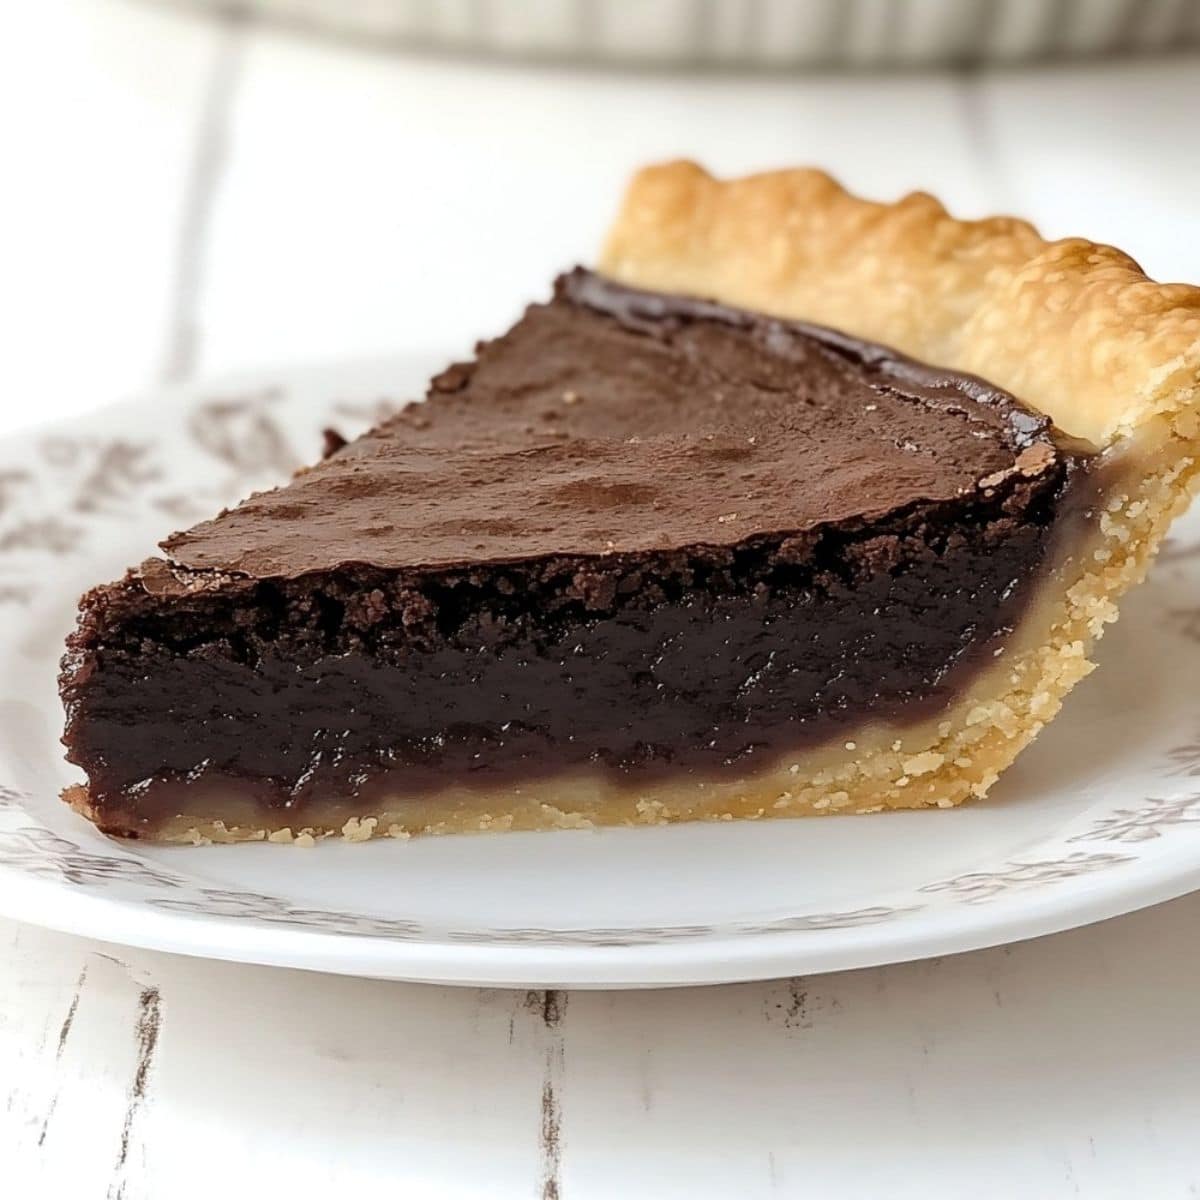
[583,162,1200,820]
[63,162,1200,842]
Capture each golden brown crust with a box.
[67,457,1190,845]
[68,163,1200,844]
[600,160,1200,447]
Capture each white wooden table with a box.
[3,4,1200,1195]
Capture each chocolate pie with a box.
[60,162,1200,843]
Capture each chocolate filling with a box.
[61,270,1093,834]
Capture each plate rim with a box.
[0,843,1197,986]
[2,360,1199,988]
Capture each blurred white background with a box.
[3,0,1198,435]
[4,4,1200,1198]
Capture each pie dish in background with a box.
[159,0,1200,67]
[58,161,1200,844]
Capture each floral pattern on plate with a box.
[1,360,1198,984]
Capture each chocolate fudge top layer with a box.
[62,271,1093,830]
[160,269,1069,581]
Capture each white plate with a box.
[1,358,1199,988]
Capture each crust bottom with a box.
[62,423,1198,846]
[62,163,1200,846]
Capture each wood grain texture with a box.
[4,5,1200,1196]
[5,895,1200,1198]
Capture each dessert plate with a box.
[1,358,1199,988]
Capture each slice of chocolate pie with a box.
[61,162,1200,843]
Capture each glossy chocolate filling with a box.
[61,270,1093,834]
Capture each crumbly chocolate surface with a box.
[162,269,1058,576]
[60,271,1090,835]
